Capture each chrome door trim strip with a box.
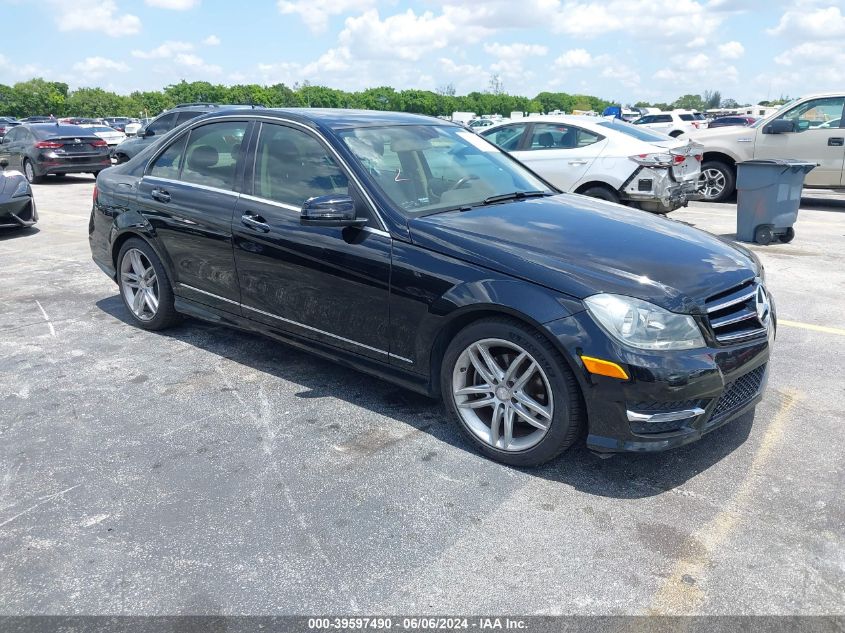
[143,175,240,198]
[178,283,240,305]
[238,193,300,212]
[178,283,410,363]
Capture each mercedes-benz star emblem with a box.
[755,285,771,327]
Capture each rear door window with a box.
[179,121,249,191]
[527,123,602,150]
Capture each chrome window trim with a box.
[177,283,410,363]
[143,175,240,197]
[239,193,300,213]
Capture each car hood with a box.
[688,125,756,144]
[408,194,759,314]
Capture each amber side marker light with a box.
[580,355,630,380]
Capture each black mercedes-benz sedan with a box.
[89,108,775,466]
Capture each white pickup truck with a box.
[689,93,845,201]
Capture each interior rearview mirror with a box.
[300,195,364,227]
[763,119,795,135]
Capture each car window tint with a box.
[176,111,202,126]
[654,115,672,123]
[179,121,248,191]
[252,123,350,208]
[148,133,188,180]
[481,124,527,151]
[527,123,600,150]
[679,114,694,121]
[146,113,178,136]
[780,97,845,132]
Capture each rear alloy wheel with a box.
[699,161,735,202]
[442,318,583,466]
[23,159,40,184]
[117,238,180,330]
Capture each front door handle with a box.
[241,213,270,233]
[568,160,588,165]
[828,137,844,146]
[150,188,170,203]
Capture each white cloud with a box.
[132,41,194,59]
[484,43,548,58]
[278,0,375,34]
[72,56,130,79]
[174,53,222,74]
[718,41,745,59]
[203,35,221,46]
[553,48,596,69]
[48,0,141,37]
[768,6,845,39]
[145,0,199,8]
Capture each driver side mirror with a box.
[763,119,795,134]
[143,128,155,137]
[300,195,364,227]
[0,159,8,169]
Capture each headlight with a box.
[585,293,705,351]
[11,180,30,198]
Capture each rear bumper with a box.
[36,155,111,176]
[545,308,775,453]
[621,166,702,212]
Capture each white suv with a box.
[632,111,709,138]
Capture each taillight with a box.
[93,185,98,203]
[35,140,62,149]
[694,154,702,162]
[91,139,108,147]
[673,154,686,165]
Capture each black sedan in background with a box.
[708,116,758,128]
[90,109,774,466]
[0,123,111,183]
[0,158,36,228]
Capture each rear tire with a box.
[116,238,180,331]
[441,317,584,467]
[699,160,735,202]
[23,159,40,184]
[580,185,620,205]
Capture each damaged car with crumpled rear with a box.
[480,115,702,214]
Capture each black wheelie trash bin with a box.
[735,159,815,245]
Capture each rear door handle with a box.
[150,188,170,203]
[568,160,588,165]
[828,137,844,146]
[241,213,270,233]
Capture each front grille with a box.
[711,364,766,421]
[705,280,768,345]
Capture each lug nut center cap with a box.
[495,386,510,401]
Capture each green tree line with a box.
[1,78,615,119]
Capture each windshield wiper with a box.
[479,190,551,206]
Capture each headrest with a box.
[187,145,218,171]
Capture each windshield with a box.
[595,118,674,142]
[338,124,553,215]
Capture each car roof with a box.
[196,107,449,131]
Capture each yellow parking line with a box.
[779,320,845,337]
[647,391,800,615]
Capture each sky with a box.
[0,0,843,104]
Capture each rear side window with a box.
[528,123,602,150]
[252,123,349,208]
[480,123,527,151]
[176,110,204,126]
[679,114,694,121]
[146,113,178,136]
[653,115,672,123]
[148,134,188,180]
[180,121,248,191]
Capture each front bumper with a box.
[0,197,38,228]
[545,307,774,453]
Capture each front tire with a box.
[441,318,584,466]
[699,161,735,202]
[117,238,180,331]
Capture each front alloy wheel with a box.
[453,338,553,451]
[699,167,726,200]
[442,318,584,466]
[120,248,159,321]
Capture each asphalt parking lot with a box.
[1,176,843,616]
